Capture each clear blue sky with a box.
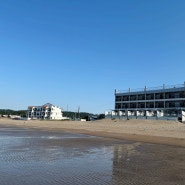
[0,0,185,113]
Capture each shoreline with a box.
[0,118,185,147]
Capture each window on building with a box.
[156,93,164,99]
[123,96,129,101]
[116,96,122,101]
[174,93,180,98]
[146,94,154,100]
[138,95,145,100]
[130,96,136,101]
[175,102,180,107]
[116,103,121,109]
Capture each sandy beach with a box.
[0,118,185,147]
[1,118,185,184]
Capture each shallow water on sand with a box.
[0,125,185,185]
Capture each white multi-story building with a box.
[27,103,63,120]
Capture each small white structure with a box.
[182,110,185,123]
[80,119,86,122]
[105,111,113,119]
[10,115,21,119]
[157,110,164,117]
[27,103,63,120]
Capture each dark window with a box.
[138,95,145,100]
[130,96,136,101]
[123,96,129,101]
[116,96,122,101]
[156,93,164,99]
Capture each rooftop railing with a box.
[116,83,185,94]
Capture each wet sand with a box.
[0,124,185,185]
[0,118,185,147]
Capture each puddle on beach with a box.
[0,125,185,185]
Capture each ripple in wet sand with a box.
[0,125,185,185]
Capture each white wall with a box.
[27,104,63,120]
[49,106,63,120]
[182,110,185,122]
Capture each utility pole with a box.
[78,106,80,120]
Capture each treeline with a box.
[63,111,93,119]
[63,111,105,120]
[0,109,105,120]
[0,109,27,117]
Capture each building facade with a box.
[27,103,63,120]
[113,82,185,120]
